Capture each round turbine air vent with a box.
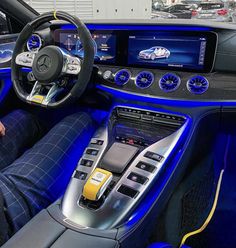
[187,75,209,95]
[114,69,131,86]
[159,73,181,92]
[135,71,154,89]
[27,34,42,52]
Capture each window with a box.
[0,11,9,35]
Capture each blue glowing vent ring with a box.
[114,69,131,86]
[27,34,42,52]
[159,73,181,92]
[187,75,209,95]
[135,71,154,89]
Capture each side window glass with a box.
[0,11,9,35]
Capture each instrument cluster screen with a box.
[58,31,116,64]
[128,33,207,71]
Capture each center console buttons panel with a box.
[62,106,189,230]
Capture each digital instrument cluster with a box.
[55,30,116,64]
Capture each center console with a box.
[61,105,189,229]
[3,105,190,248]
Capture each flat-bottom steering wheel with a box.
[11,11,95,108]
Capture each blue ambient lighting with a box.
[96,84,223,107]
[61,24,212,31]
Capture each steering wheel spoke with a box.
[15,51,36,68]
[27,81,61,105]
[62,55,81,75]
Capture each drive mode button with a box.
[144,151,164,162]
[128,172,148,185]
[136,161,156,173]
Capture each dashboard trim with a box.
[96,84,236,105]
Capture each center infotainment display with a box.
[58,31,116,64]
[128,33,208,71]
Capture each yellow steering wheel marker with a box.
[31,95,45,104]
[53,10,59,20]
[83,168,113,201]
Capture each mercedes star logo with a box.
[37,55,51,72]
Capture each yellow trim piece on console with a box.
[83,168,113,201]
[180,169,225,247]
[31,95,45,104]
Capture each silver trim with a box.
[114,69,131,86]
[15,51,36,67]
[27,34,42,52]
[209,31,218,73]
[159,73,181,93]
[61,51,81,75]
[135,71,154,89]
[26,81,61,106]
[103,70,113,80]
[186,75,209,95]
[61,106,189,230]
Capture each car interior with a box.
[0,0,236,247]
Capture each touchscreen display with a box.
[59,32,116,64]
[128,34,207,70]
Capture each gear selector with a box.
[82,168,113,201]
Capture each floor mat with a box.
[187,135,236,248]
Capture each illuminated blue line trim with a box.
[96,84,223,107]
[0,78,12,102]
[0,68,12,74]
[61,24,212,31]
[0,67,31,74]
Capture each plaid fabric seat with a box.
[0,110,40,170]
[0,111,95,235]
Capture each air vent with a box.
[159,73,181,92]
[114,69,131,86]
[187,76,209,95]
[27,34,42,52]
[135,71,154,89]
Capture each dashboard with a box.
[3,20,236,102]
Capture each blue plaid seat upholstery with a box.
[0,111,95,235]
[0,110,40,170]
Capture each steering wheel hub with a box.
[32,46,63,84]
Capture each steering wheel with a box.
[11,11,95,108]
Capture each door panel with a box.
[0,34,18,103]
